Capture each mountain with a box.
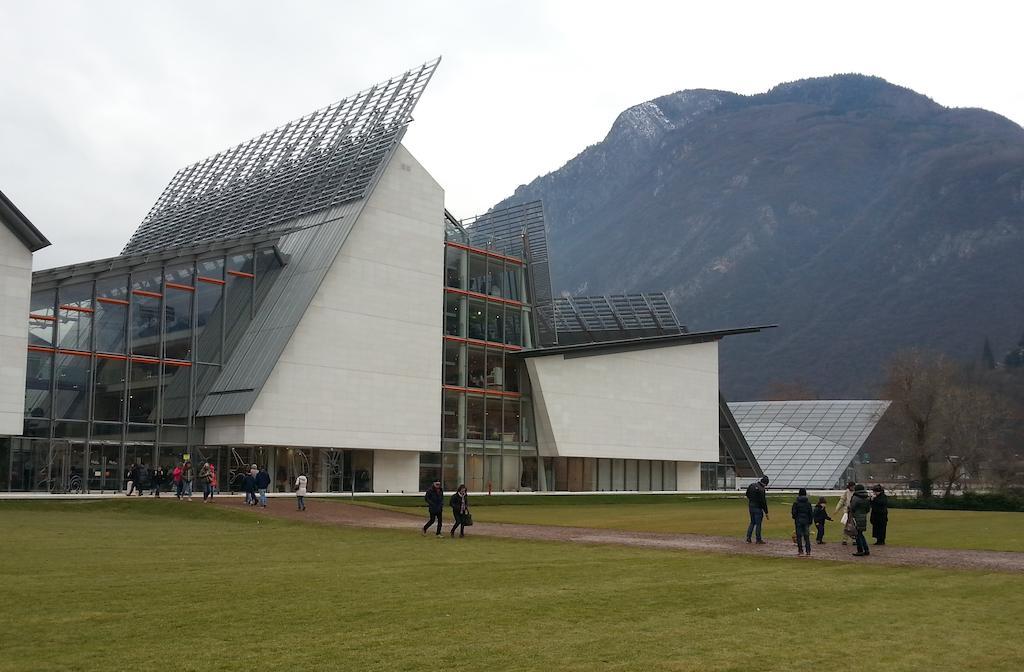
[493,74,1024,399]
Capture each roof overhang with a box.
[513,325,777,359]
[0,188,50,252]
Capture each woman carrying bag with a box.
[449,484,472,538]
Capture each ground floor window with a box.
[540,457,683,492]
[435,442,538,492]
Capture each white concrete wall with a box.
[525,341,720,463]
[243,144,445,451]
[203,415,247,445]
[372,450,420,493]
[677,461,701,490]
[0,221,32,436]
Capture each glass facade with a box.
[0,245,282,492]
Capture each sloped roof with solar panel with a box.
[124,59,439,254]
[729,400,890,489]
[550,292,683,346]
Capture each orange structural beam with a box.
[29,313,56,322]
[445,241,524,266]
[97,297,129,306]
[197,276,225,286]
[132,289,162,299]
[59,304,95,313]
[443,335,523,352]
[165,282,195,291]
[442,384,522,398]
[27,345,55,354]
[444,286,524,307]
[227,270,255,279]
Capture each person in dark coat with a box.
[449,484,470,538]
[126,463,140,496]
[242,471,257,506]
[870,484,889,545]
[151,466,165,497]
[849,484,872,557]
[813,496,832,544]
[791,488,813,556]
[422,481,444,536]
[744,476,770,544]
[255,467,271,507]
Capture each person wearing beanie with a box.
[791,488,813,556]
[849,483,872,557]
[744,475,770,544]
[813,496,833,543]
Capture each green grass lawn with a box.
[2,500,1023,671]
[353,494,1024,552]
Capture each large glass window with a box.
[127,360,160,424]
[195,258,224,364]
[29,289,55,348]
[487,257,505,299]
[486,304,503,343]
[163,286,193,361]
[467,252,487,294]
[484,396,502,441]
[93,356,126,422]
[485,349,503,389]
[442,391,461,439]
[467,299,486,340]
[505,263,522,302]
[130,270,163,359]
[445,246,465,289]
[161,363,191,425]
[465,395,484,440]
[467,346,485,389]
[501,399,521,442]
[53,352,90,420]
[95,276,128,354]
[441,448,463,491]
[443,341,463,387]
[504,357,521,393]
[24,350,52,419]
[505,309,523,347]
[57,282,92,352]
[225,253,254,357]
[444,294,463,337]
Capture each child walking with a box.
[813,496,833,544]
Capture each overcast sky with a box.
[2,0,1022,270]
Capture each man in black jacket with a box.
[255,467,271,507]
[422,481,444,536]
[870,484,889,545]
[791,488,814,556]
[745,476,770,544]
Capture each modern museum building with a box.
[1,59,772,495]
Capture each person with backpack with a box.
[791,488,813,556]
[813,496,833,543]
[849,484,872,557]
[422,481,444,536]
[449,484,470,538]
[256,466,271,507]
[870,484,889,545]
[744,475,770,544]
[294,473,307,511]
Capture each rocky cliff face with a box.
[495,75,1024,398]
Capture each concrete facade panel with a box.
[0,221,32,435]
[372,450,421,493]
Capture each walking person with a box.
[834,481,855,545]
[172,463,183,500]
[870,484,889,545]
[136,463,149,496]
[200,461,215,502]
[422,480,444,536]
[209,464,217,499]
[813,496,832,543]
[243,469,257,506]
[449,484,470,538]
[256,466,271,507]
[182,461,195,501]
[744,476,770,544]
[126,463,139,496]
[294,473,307,511]
[151,466,165,497]
[849,484,871,557]
[791,488,813,556]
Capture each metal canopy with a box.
[513,325,776,359]
[123,58,440,254]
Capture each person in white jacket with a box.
[295,473,308,511]
[834,481,855,545]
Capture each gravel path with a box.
[215,498,1024,573]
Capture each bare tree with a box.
[938,384,1006,495]
[880,349,958,497]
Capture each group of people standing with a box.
[745,476,890,557]
[124,460,214,501]
[422,481,471,538]
[242,465,272,507]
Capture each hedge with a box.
[888,491,1024,513]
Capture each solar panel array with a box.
[461,201,557,346]
[729,400,890,489]
[552,293,682,338]
[123,58,440,254]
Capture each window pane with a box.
[504,357,521,393]
[163,287,193,361]
[485,349,503,390]
[128,360,160,423]
[467,252,487,294]
[95,276,128,354]
[486,304,503,343]
[442,391,461,439]
[484,396,502,442]
[195,259,224,364]
[487,257,505,298]
[225,255,253,358]
[466,395,484,440]
[443,341,463,387]
[501,398,521,442]
[57,282,92,352]
[445,246,464,289]
[467,299,485,340]
[444,294,463,337]
[29,289,55,348]
[93,357,126,422]
[54,352,90,420]
[467,346,485,389]
[504,309,522,346]
[161,363,190,425]
[505,264,522,302]
[130,271,162,359]
[24,350,52,418]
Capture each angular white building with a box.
[2,61,770,494]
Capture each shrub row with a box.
[889,491,1024,513]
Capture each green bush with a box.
[889,491,1024,513]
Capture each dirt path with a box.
[215,498,1024,573]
